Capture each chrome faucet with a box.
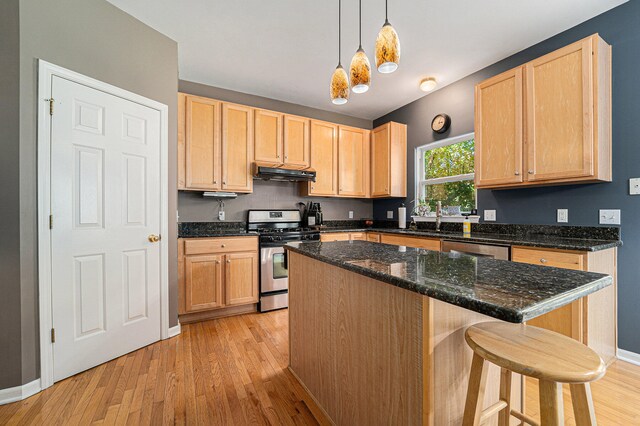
[435,201,442,232]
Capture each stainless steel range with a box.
[247,209,320,312]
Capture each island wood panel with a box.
[426,298,524,426]
[380,233,441,251]
[225,251,259,306]
[475,67,523,187]
[221,103,253,192]
[288,252,423,425]
[253,108,283,166]
[283,114,310,169]
[185,95,221,190]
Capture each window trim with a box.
[414,132,476,208]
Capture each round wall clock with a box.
[431,113,451,134]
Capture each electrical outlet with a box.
[599,209,620,225]
[349,211,354,219]
[387,210,394,219]
[484,210,496,222]
[630,178,640,195]
[557,209,569,223]
[218,211,225,221]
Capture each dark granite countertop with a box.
[285,241,612,323]
[178,222,258,238]
[318,227,621,252]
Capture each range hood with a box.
[253,163,316,182]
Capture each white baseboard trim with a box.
[168,323,181,338]
[617,348,640,366]
[0,379,41,405]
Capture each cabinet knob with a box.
[312,186,315,189]
[277,154,280,158]
[540,258,547,264]
[221,244,226,248]
[216,260,220,264]
[223,180,227,185]
[285,155,288,159]
[227,259,231,264]
[213,180,217,184]
[528,170,534,174]
[515,171,520,176]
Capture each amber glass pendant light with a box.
[330,0,349,105]
[375,0,401,73]
[349,0,371,93]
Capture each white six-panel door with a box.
[50,76,162,381]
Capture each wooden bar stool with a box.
[462,321,606,426]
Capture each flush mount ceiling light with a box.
[349,0,371,94]
[330,0,349,105]
[420,77,437,92]
[375,0,401,74]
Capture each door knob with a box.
[148,234,161,243]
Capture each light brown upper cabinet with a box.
[283,114,310,169]
[179,94,222,191]
[475,34,611,189]
[475,68,523,186]
[338,126,369,197]
[253,108,283,166]
[371,122,407,198]
[221,103,253,193]
[306,120,338,196]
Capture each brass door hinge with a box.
[45,98,54,115]
[49,215,53,229]
[51,328,56,343]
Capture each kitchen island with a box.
[285,241,613,425]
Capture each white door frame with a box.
[37,60,170,390]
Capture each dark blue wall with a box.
[373,1,640,353]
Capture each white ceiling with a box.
[107,0,625,120]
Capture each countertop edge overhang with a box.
[284,241,613,323]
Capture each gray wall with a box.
[0,0,23,390]
[178,80,374,222]
[374,1,640,353]
[2,0,179,389]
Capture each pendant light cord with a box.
[338,0,342,66]
[385,0,389,25]
[358,0,362,49]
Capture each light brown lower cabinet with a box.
[366,232,381,242]
[320,232,352,242]
[179,237,259,320]
[512,246,617,364]
[380,233,441,251]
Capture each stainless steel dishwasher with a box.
[441,241,510,260]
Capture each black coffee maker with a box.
[302,202,323,227]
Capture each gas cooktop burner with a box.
[257,227,314,234]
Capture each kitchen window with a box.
[415,132,476,214]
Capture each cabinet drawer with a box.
[184,237,258,255]
[511,247,584,270]
[320,233,351,242]
[349,232,367,241]
[380,234,441,251]
[367,232,381,242]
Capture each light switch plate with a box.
[599,209,621,225]
[484,210,496,221]
[349,211,354,219]
[557,209,569,223]
[387,210,394,219]
[218,211,225,221]
[630,178,640,195]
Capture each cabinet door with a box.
[283,115,310,169]
[225,252,259,306]
[371,124,391,196]
[320,233,350,242]
[254,109,283,166]
[475,67,523,187]
[309,120,338,196]
[185,95,221,190]
[338,126,368,197]
[184,254,224,312]
[222,103,253,192]
[526,37,594,181]
[512,247,584,340]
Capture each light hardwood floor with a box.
[0,310,638,425]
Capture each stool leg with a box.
[569,383,596,426]
[463,353,489,426]
[539,380,564,426]
[498,368,512,426]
